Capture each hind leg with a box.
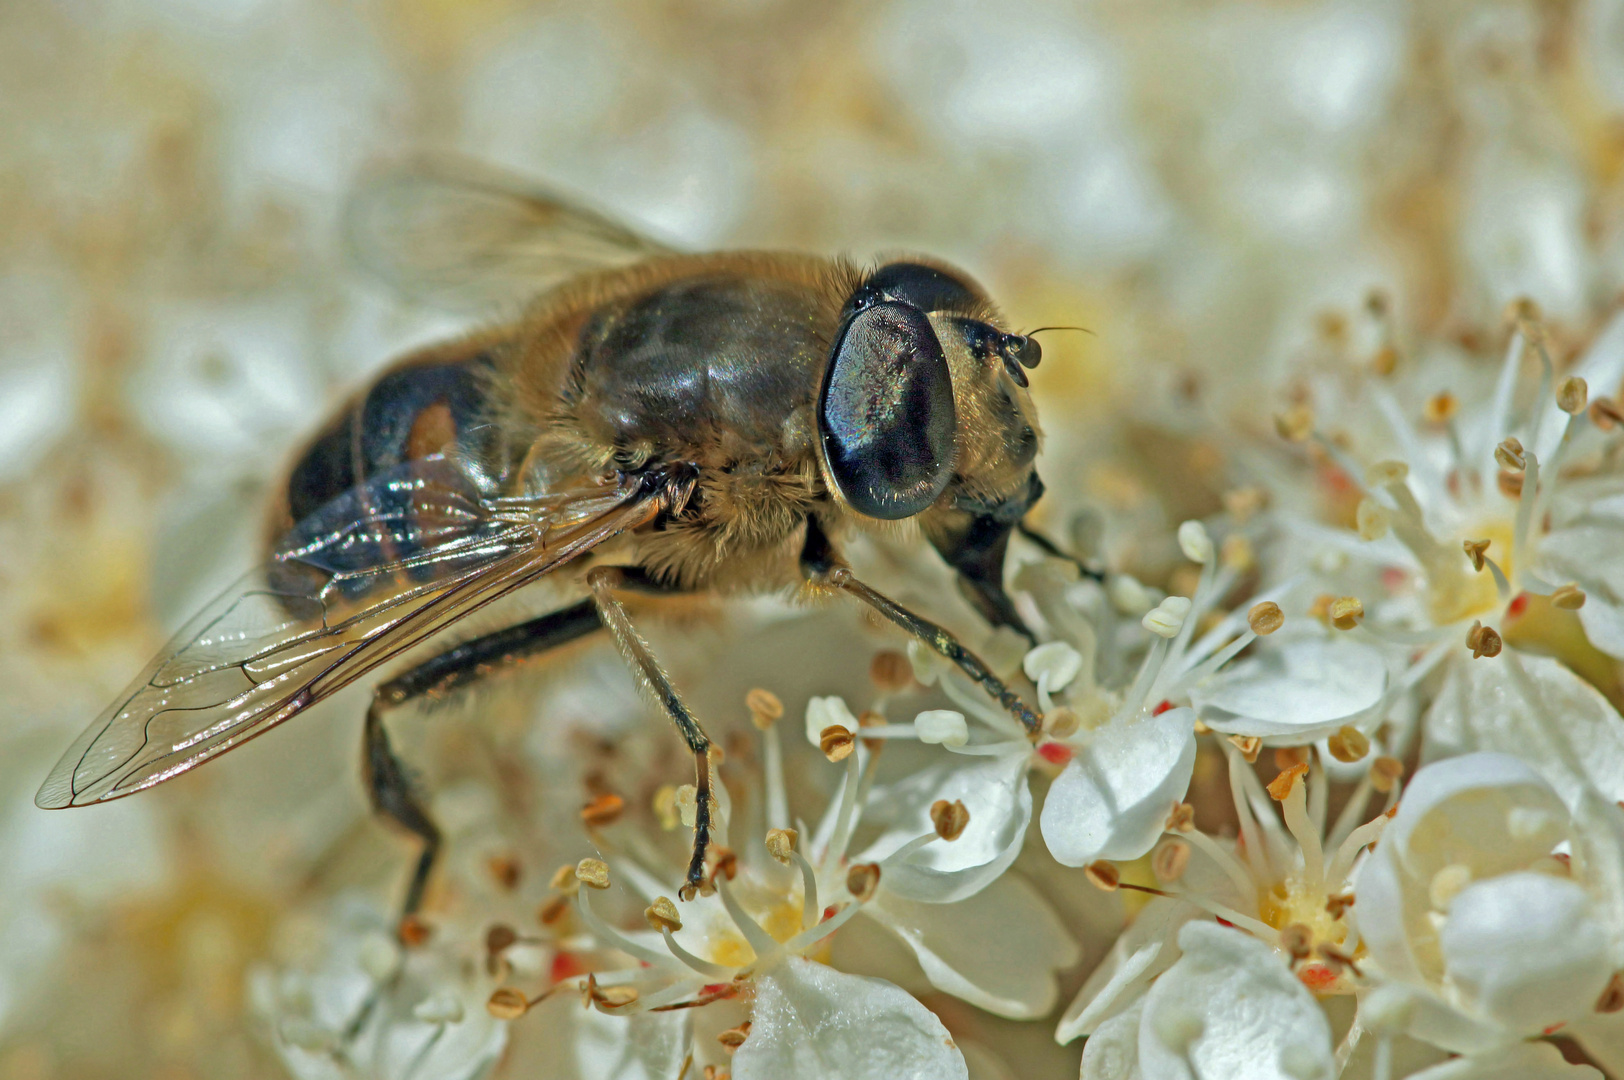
[360,599,603,921]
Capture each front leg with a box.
[800,518,1044,739]
[585,565,717,901]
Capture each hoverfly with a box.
[37,161,1069,916]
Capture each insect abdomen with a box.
[272,346,500,539]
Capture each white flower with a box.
[1136,921,1335,1080]
[249,897,506,1080]
[1057,743,1392,1047]
[1353,753,1624,1067]
[534,708,1079,1076]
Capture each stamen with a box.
[576,859,611,890]
[1181,827,1258,902]
[1225,744,1273,881]
[575,891,686,973]
[826,750,863,865]
[1552,584,1587,610]
[1120,637,1173,721]
[819,725,856,762]
[1356,498,1391,541]
[1249,601,1285,635]
[1328,596,1364,631]
[1512,453,1540,577]
[715,877,780,964]
[1152,839,1193,883]
[1369,756,1404,794]
[645,897,683,934]
[761,721,789,832]
[1178,520,1215,564]
[846,863,882,903]
[659,928,735,981]
[1557,376,1589,415]
[1270,765,1325,888]
[914,710,969,747]
[1495,437,1526,471]
[930,798,970,841]
[487,987,533,1020]
[1465,621,1503,659]
[869,651,914,695]
[1228,735,1262,763]
[1327,726,1370,763]
[783,894,867,953]
[1326,815,1388,888]
[788,850,820,930]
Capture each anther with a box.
[746,687,784,730]
[1248,601,1285,635]
[846,863,882,902]
[1356,498,1391,541]
[1462,538,1490,572]
[1327,726,1371,763]
[718,1022,752,1051]
[1045,707,1080,739]
[765,828,798,864]
[1228,734,1262,763]
[1506,296,1543,327]
[575,859,611,890]
[1223,486,1269,521]
[869,651,914,694]
[1166,802,1196,831]
[708,846,738,884]
[1552,584,1587,610]
[1085,861,1122,891]
[487,854,522,891]
[1275,405,1314,442]
[1221,533,1255,572]
[486,924,518,957]
[1497,470,1524,498]
[1280,923,1314,962]
[652,785,680,831]
[1495,437,1527,471]
[645,896,683,934]
[1152,839,1192,883]
[1558,376,1589,415]
[931,799,971,841]
[537,895,570,926]
[1465,620,1503,659]
[1423,392,1458,424]
[1591,397,1624,429]
[1365,460,1409,487]
[1325,893,1355,919]
[586,976,639,1011]
[1370,756,1404,793]
[487,987,532,1020]
[1596,973,1624,1014]
[581,793,626,828]
[1178,520,1214,564]
[819,724,856,761]
[1274,746,1309,770]
[1143,596,1192,638]
[1268,762,1310,801]
[1328,596,1364,631]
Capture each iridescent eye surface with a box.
[818,300,958,519]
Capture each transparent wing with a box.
[344,157,677,312]
[37,459,658,809]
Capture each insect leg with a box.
[800,519,1042,737]
[585,565,716,901]
[364,599,603,919]
[1017,520,1105,582]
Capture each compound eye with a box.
[847,262,981,317]
[818,301,958,519]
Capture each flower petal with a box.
[1040,707,1197,866]
[860,750,1032,903]
[1056,898,1189,1044]
[1439,872,1612,1033]
[1080,1001,1144,1080]
[575,1008,692,1080]
[864,871,1081,1019]
[1422,652,1624,804]
[732,957,967,1080]
[1189,637,1388,739]
[1137,921,1335,1080]
[1401,1040,1601,1080]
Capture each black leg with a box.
[363,599,603,919]
[584,566,717,901]
[801,517,1043,738]
[1017,520,1105,582]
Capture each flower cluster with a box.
[230,304,1624,1080]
